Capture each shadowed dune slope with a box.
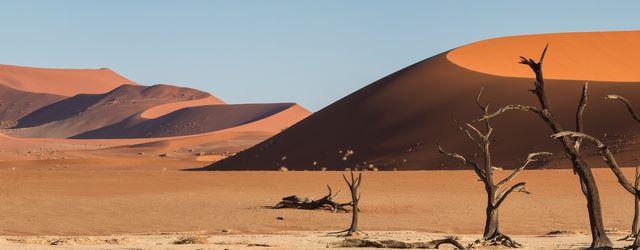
[9,84,212,138]
[73,103,304,139]
[0,85,65,126]
[0,64,136,96]
[208,31,640,171]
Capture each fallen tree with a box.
[338,237,466,249]
[273,185,353,212]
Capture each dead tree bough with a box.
[551,93,640,249]
[274,185,353,212]
[439,88,551,248]
[339,237,466,249]
[479,45,615,248]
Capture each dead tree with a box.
[274,185,353,212]
[332,171,363,236]
[480,45,614,248]
[607,94,640,243]
[438,88,551,248]
[622,164,640,243]
[339,236,466,249]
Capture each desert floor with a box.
[0,159,637,249]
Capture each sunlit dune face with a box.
[446,30,640,82]
[0,64,136,96]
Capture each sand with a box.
[0,164,635,248]
[0,64,135,96]
[0,232,633,249]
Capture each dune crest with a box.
[0,64,136,96]
[209,30,640,171]
[447,30,640,82]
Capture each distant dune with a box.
[208,30,640,171]
[0,64,136,96]
[0,63,310,161]
[0,84,65,126]
[9,84,213,138]
[74,103,305,139]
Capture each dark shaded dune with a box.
[207,52,640,171]
[73,103,297,139]
[0,85,65,126]
[8,84,214,138]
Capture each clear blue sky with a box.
[1,1,639,111]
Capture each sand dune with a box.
[140,96,224,119]
[0,64,135,96]
[106,103,310,154]
[209,30,640,171]
[74,103,304,139]
[447,31,640,82]
[0,84,65,126]
[8,84,212,138]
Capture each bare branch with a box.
[465,123,485,141]
[551,131,640,197]
[478,104,544,121]
[539,43,549,64]
[438,144,485,180]
[494,182,528,208]
[496,152,553,188]
[606,94,640,123]
[575,83,589,151]
[476,87,486,111]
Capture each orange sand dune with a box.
[447,30,640,82]
[140,95,225,119]
[8,84,212,138]
[0,64,136,96]
[210,30,640,171]
[113,103,310,151]
[73,103,307,139]
[0,103,309,161]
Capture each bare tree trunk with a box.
[349,185,359,234]
[483,201,499,239]
[572,157,611,248]
[331,171,363,237]
[632,165,640,250]
[483,47,613,248]
[633,165,640,237]
[440,89,551,248]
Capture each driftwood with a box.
[439,87,550,248]
[273,185,353,212]
[479,45,614,248]
[339,237,466,249]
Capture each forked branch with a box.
[496,152,552,189]
[552,131,640,197]
[479,104,544,122]
[606,94,640,123]
[438,144,485,180]
[494,182,529,208]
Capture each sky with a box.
[1,1,639,111]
